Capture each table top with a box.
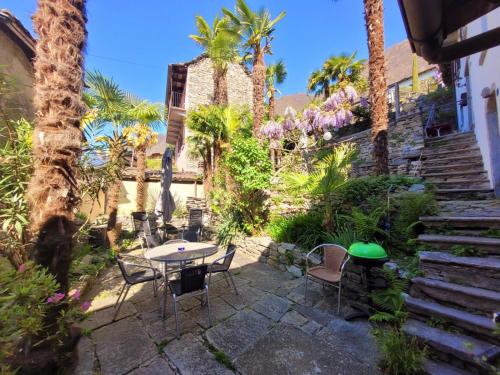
[144,242,218,262]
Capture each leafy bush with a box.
[323,225,358,248]
[344,206,386,242]
[373,328,426,375]
[266,212,324,249]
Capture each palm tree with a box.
[223,0,286,136]
[84,71,130,247]
[266,59,287,119]
[125,100,163,211]
[190,16,240,105]
[27,0,87,292]
[363,0,389,175]
[307,52,366,98]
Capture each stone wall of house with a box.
[185,57,253,111]
[330,108,425,177]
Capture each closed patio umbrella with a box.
[155,148,176,223]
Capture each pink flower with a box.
[18,264,26,273]
[47,292,65,304]
[69,289,81,301]
[80,301,91,312]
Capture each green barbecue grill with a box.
[348,241,388,266]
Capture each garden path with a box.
[71,250,381,375]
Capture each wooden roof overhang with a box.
[398,0,500,63]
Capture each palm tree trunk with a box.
[135,145,146,211]
[203,144,212,197]
[28,0,87,293]
[364,0,389,175]
[268,89,275,120]
[252,51,266,137]
[213,66,228,105]
[106,179,121,248]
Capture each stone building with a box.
[165,55,253,172]
[0,9,36,123]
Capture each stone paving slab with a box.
[280,310,309,327]
[93,316,157,375]
[234,324,375,375]
[191,296,237,329]
[220,284,266,310]
[164,333,234,375]
[127,356,175,375]
[206,310,274,359]
[316,318,381,368]
[251,293,290,322]
[80,302,137,331]
[72,336,95,375]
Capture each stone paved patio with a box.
[72,250,381,375]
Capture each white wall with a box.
[456,9,500,192]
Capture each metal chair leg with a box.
[113,284,130,321]
[114,283,127,308]
[304,275,308,303]
[205,286,212,327]
[222,272,230,287]
[227,271,239,295]
[173,295,180,339]
[337,282,342,315]
[152,278,157,297]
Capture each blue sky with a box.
[4,0,407,104]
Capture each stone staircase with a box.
[403,132,500,374]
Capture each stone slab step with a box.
[418,234,500,255]
[429,179,490,186]
[426,140,479,153]
[420,216,500,229]
[435,189,495,201]
[423,162,485,173]
[423,170,488,179]
[424,155,484,167]
[423,360,472,375]
[419,251,500,292]
[404,295,498,341]
[423,146,480,157]
[404,319,500,370]
[411,277,500,314]
[425,132,476,145]
[437,200,500,217]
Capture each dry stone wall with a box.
[185,57,253,111]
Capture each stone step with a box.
[404,319,500,371]
[419,251,500,292]
[431,181,492,191]
[426,139,479,152]
[423,154,484,167]
[423,162,485,173]
[435,188,495,201]
[437,200,500,217]
[404,295,498,342]
[420,216,500,229]
[423,360,473,375]
[418,234,500,255]
[411,277,500,315]
[423,148,481,160]
[425,131,476,145]
[423,170,488,179]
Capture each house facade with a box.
[165,55,253,172]
[453,8,500,195]
[0,9,36,124]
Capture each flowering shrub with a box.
[261,85,359,141]
[0,260,90,372]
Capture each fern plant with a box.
[343,206,386,242]
[370,269,408,326]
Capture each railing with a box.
[171,91,184,109]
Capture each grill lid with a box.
[348,241,387,260]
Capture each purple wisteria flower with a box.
[360,97,369,108]
[261,120,283,140]
[344,85,358,103]
[81,301,91,312]
[47,292,65,304]
[69,288,81,301]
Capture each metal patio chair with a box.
[304,243,350,314]
[168,265,211,338]
[131,211,161,249]
[208,244,238,295]
[114,254,163,320]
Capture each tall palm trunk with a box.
[135,145,146,211]
[106,179,121,248]
[252,51,266,137]
[213,66,228,105]
[203,144,212,197]
[364,0,389,175]
[268,89,275,120]
[28,0,87,293]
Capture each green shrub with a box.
[323,226,358,248]
[373,328,426,375]
[344,206,387,242]
[266,212,324,249]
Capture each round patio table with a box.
[144,242,218,318]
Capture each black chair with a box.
[208,244,238,295]
[182,226,201,242]
[114,254,163,320]
[188,209,203,227]
[168,265,211,338]
[159,223,180,242]
[131,212,160,249]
